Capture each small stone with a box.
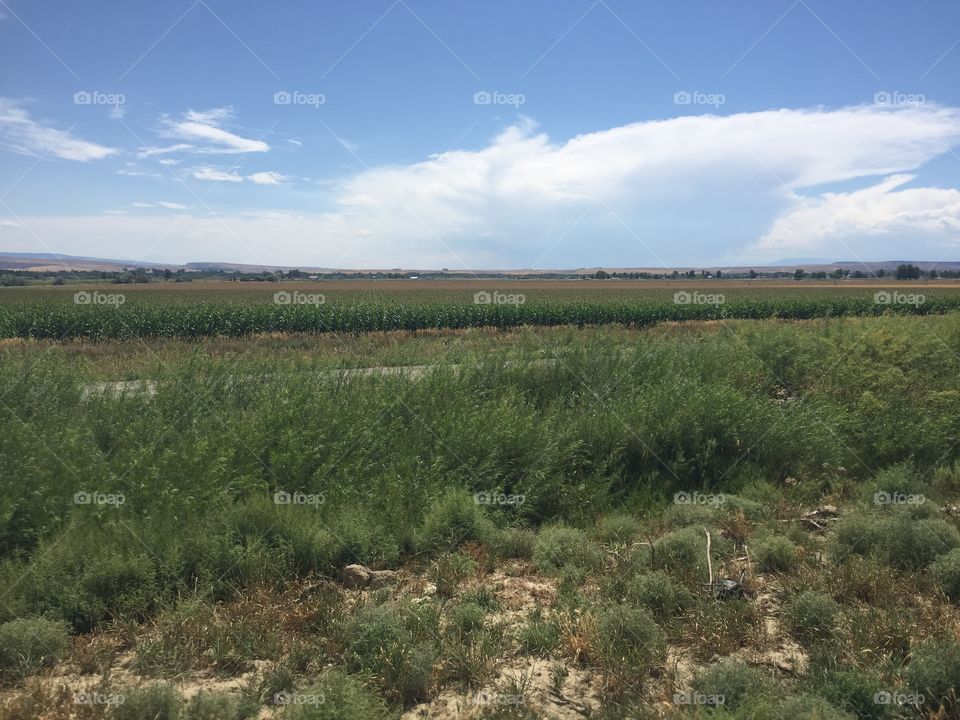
[342,564,371,589]
[369,569,399,588]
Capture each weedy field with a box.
[0,294,959,719]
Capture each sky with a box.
[1,0,959,270]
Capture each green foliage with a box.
[517,608,560,656]
[419,490,495,555]
[753,535,797,574]
[428,552,477,598]
[691,660,771,710]
[904,636,960,710]
[283,671,394,720]
[787,591,840,646]
[594,605,665,678]
[832,512,960,570]
[594,514,643,545]
[623,571,693,620]
[344,601,439,705]
[930,548,960,601]
[804,666,890,720]
[533,526,603,575]
[449,601,486,636]
[111,684,180,720]
[0,617,69,680]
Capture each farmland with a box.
[1,284,959,719]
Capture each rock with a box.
[422,583,438,597]
[369,570,399,588]
[342,564,372,589]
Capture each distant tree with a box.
[163,268,173,280]
[715,270,723,278]
[852,270,865,278]
[594,270,610,279]
[877,269,887,278]
[895,263,921,280]
[794,268,805,280]
[929,269,938,280]
[749,269,757,279]
[52,276,65,286]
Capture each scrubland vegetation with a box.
[1,306,959,718]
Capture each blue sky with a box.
[1,0,959,269]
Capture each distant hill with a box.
[1,252,959,275]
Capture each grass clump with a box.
[929,547,960,602]
[449,601,486,636]
[111,684,180,720]
[419,490,495,555]
[752,535,797,574]
[624,571,693,621]
[517,608,560,656]
[0,617,69,680]
[652,525,730,580]
[533,526,603,575]
[183,690,257,720]
[691,660,771,710]
[904,636,960,711]
[283,670,393,720]
[832,512,960,570]
[344,601,439,706]
[805,666,889,720]
[787,591,840,646]
[491,527,536,560]
[428,551,477,598]
[594,605,665,680]
[594,514,643,545]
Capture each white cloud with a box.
[758,175,960,255]
[0,98,117,161]
[156,201,188,210]
[247,171,287,185]
[160,107,269,154]
[11,104,960,267]
[0,220,22,229]
[192,166,243,182]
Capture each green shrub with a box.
[595,514,643,545]
[533,526,603,575]
[930,548,960,602]
[624,571,693,620]
[788,591,840,646]
[832,513,959,570]
[283,670,393,720]
[517,608,559,656]
[904,636,960,710]
[753,535,797,574]
[691,660,770,710]
[0,617,69,679]
[344,602,439,705]
[428,552,477,598]
[183,690,257,720]
[449,601,486,636]
[805,666,889,720]
[771,694,855,720]
[419,490,495,554]
[594,605,665,678]
[491,527,536,560]
[652,526,730,580]
[111,684,180,720]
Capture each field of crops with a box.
[3,281,960,339]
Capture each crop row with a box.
[2,295,959,339]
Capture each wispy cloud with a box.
[158,107,269,154]
[192,166,287,185]
[0,98,117,161]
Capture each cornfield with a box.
[2,295,959,339]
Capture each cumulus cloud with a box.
[0,98,117,161]
[758,175,960,255]
[13,104,960,267]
